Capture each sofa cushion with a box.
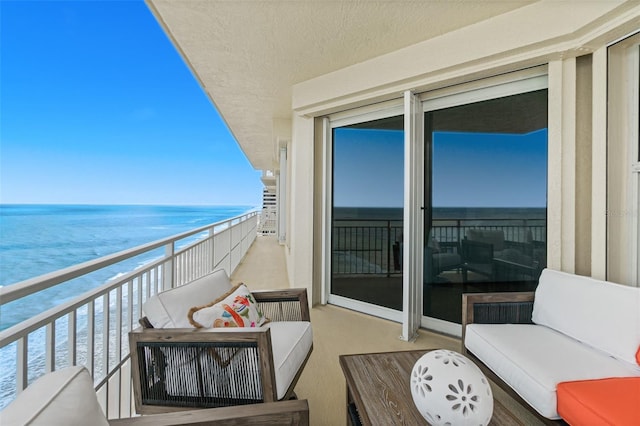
[557,377,640,426]
[532,268,640,365]
[188,283,267,328]
[143,269,233,328]
[465,323,640,419]
[268,321,313,399]
[0,366,108,426]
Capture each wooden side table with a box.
[339,350,521,426]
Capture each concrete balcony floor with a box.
[232,235,541,425]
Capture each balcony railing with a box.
[0,212,258,418]
[332,218,546,276]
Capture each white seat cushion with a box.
[143,269,233,328]
[0,366,108,426]
[267,321,313,399]
[533,268,640,365]
[465,323,640,419]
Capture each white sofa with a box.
[463,268,640,420]
[131,269,313,413]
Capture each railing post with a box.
[387,220,392,277]
[208,225,216,271]
[163,242,174,291]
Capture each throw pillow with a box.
[188,283,266,328]
[636,345,640,365]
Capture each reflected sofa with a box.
[461,229,543,282]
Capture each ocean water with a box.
[0,204,255,408]
[333,206,547,221]
[0,204,255,330]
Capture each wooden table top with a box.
[339,350,521,426]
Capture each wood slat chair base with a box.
[130,288,312,415]
[109,399,309,426]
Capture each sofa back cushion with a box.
[143,269,233,328]
[532,268,640,366]
[0,366,109,425]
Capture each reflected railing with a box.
[0,212,258,418]
[332,217,546,276]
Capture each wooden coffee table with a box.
[339,350,523,425]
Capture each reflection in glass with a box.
[423,90,548,323]
[331,115,404,310]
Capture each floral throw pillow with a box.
[188,283,266,328]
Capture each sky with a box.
[0,0,263,206]
[333,128,547,208]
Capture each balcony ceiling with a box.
[146,0,536,171]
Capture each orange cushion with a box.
[636,346,640,365]
[557,377,640,426]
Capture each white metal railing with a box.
[0,212,258,418]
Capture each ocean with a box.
[0,204,255,408]
[0,204,255,330]
[333,206,547,221]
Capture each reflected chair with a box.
[129,269,313,414]
[461,238,495,282]
[425,240,462,282]
[395,239,462,281]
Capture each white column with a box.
[591,46,608,280]
[547,60,564,271]
[321,118,332,305]
[288,114,315,302]
[562,57,577,274]
[278,146,287,244]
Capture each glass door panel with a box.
[423,89,548,323]
[331,115,404,310]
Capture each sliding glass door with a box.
[325,73,549,329]
[330,114,404,315]
[423,88,549,324]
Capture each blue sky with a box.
[333,128,547,208]
[0,0,262,206]
[432,129,547,207]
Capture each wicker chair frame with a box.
[130,288,312,415]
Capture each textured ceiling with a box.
[147,0,537,170]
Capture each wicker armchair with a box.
[129,270,312,415]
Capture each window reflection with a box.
[331,115,404,310]
[424,89,548,323]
